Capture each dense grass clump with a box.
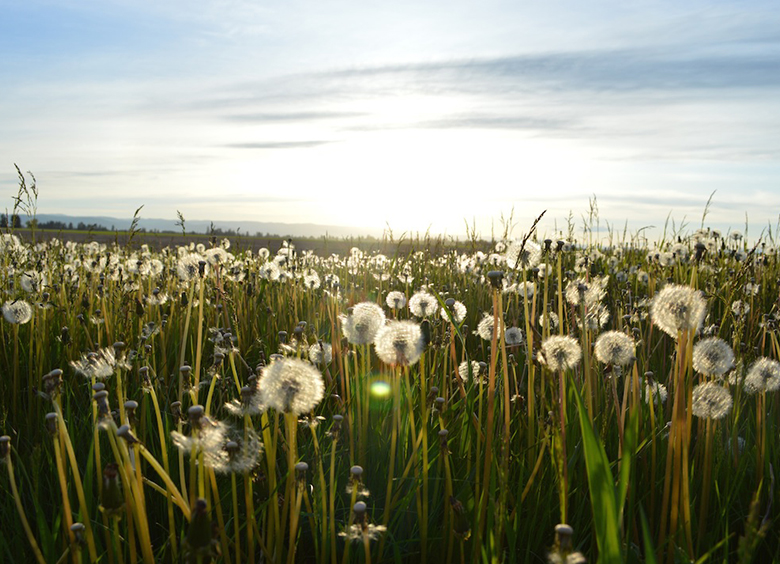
[0,219,779,564]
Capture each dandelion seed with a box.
[691,382,732,419]
[692,338,735,377]
[258,358,325,415]
[340,302,385,345]
[744,357,780,393]
[540,335,582,372]
[408,290,439,318]
[650,284,707,338]
[374,321,425,367]
[593,331,635,366]
[2,300,32,324]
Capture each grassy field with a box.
[0,218,778,563]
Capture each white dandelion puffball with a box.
[441,300,467,324]
[541,335,582,372]
[340,302,386,345]
[2,300,33,324]
[744,357,780,393]
[692,338,734,377]
[650,284,707,338]
[374,321,425,367]
[504,327,524,346]
[593,331,635,366]
[385,291,407,310]
[408,291,439,318]
[259,358,325,415]
[691,382,732,420]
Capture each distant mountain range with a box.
[21,213,386,239]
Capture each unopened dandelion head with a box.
[258,358,325,415]
[593,331,635,366]
[744,357,780,393]
[374,321,425,367]
[650,284,707,338]
[340,302,385,345]
[540,335,582,372]
[692,338,735,377]
[691,382,733,420]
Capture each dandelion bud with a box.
[185,498,212,555]
[171,401,183,421]
[225,441,240,457]
[180,291,188,306]
[487,270,504,289]
[188,405,205,427]
[116,425,140,445]
[295,462,309,481]
[0,435,11,459]
[438,429,449,452]
[45,412,58,436]
[93,390,110,418]
[197,260,207,277]
[293,325,304,338]
[92,382,105,393]
[554,524,574,551]
[124,400,139,426]
[278,331,288,344]
[60,326,70,345]
[544,239,552,251]
[350,465,364,480]
[71,523,86,547]
[353,501,367,524]
[434,397,446,413]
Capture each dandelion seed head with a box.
[441,300,467,324]
[643,380,668,405]
[505,240,542,270]
[409,291,439,318]
[2,300,32,324]
[744,357,780,393]
[692,338,735,377]
[259,358,325,415]
[540,336,582,372]
[374,321,425,366]
[475,313,502,341]
[385,291,407,310]
[340,302,385,345]
[691,382,733,420]
[650,284,707,338]
[504,327,524,346]
[458,361,481,382]
[593,331,635,366]
[308,342,333,365]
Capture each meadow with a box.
[0,211,779,564]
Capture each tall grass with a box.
[0,213,778,563]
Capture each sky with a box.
[1,0,779,241]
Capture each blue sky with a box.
[1,0,779,240]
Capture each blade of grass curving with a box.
[572,379,622,564]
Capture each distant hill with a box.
[21,213,385,239]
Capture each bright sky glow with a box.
[1,0,779,240]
